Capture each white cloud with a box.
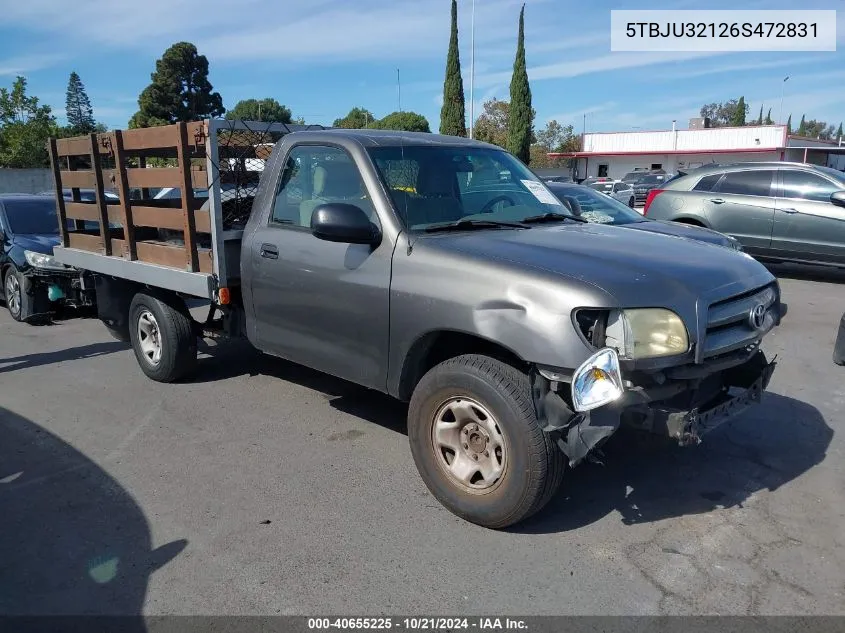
[0,54,64,75]
[655,55,830,81]
[547,101,618,125]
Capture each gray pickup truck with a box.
[49,122,782,528]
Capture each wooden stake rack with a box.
[48,121,215,273]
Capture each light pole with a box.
[780,75,789,125]
[469,0,476,138]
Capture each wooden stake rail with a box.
[48,121,214,273]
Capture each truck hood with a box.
[426,223,773,306]
[623,219,734,247]
[12,233,61,254]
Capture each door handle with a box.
[260,243,279,259]
[780,207,799,214]
[709,198,726,204]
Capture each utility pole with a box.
[469,0,476,139]
[780,76,789,124]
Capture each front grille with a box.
[702,284,778,359]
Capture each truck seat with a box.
[404,162,464,228]
[299,162,364,227]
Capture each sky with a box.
[1,0,844,135]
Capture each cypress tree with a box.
[730,97,746,126]
[837,122,844,138]
[786,114,792,134]
[507,4,532,163]
[757,104,764,125]
[765,108,773,125]
[439,0,466,137]
[798,114,807,135]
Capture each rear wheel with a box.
[128,292,197,382]
[408,354,565,529]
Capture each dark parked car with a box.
[643,162,845,267]
[835,312,845,365]
[0,194,94,322]
[631,172,672,204]
[545,182,743,250]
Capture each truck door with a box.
[248,144,392,390]
[771,168,845,266]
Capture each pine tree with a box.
[798,114,807,135]
[757,104,764,125]
[130,42,224,128]
[786,114,792,134]
[439,0,466,137]
[837,122,843,138]
[730,97,747,126]
[507,4,532,163]
[65,72,96,135]
[765,108,773,125]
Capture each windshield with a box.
[548,185,645,226]
[3,198,60,235]
[368,146,565,230]
[589,182,615,194]
[634,174,666,185]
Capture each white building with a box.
[549,121,845,180]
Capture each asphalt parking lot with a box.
[1,265,844,616]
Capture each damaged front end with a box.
[531,347,777,467]
[23,266,96,315]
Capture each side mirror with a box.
[830,191,845,208]
[311,203,380,245]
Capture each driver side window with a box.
[271,145,377,229]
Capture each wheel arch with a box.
[396,329,528,402]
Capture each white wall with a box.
[580,151,781,180]
[584,125,786,154]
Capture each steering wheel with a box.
[480,194,517,214]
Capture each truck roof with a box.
[292,128,502,150]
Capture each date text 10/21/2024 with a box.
[307,618,528,631]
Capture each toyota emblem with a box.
[749,304,767,331]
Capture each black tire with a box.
[3,266,38,323]
[128,292,197,382]
[408,354,565,529]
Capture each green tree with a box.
[797,114,807,135]
[700,99,746,127]
[130,42,224,128]
[730,96,747,126]
[765,108,773,125]
[0,76,58,168]
[803,119,835,139]
[65,71,96,135]
[225,98,291,123]
[786,114,792,134]
[837,122,844,138]
[439,0,466,137]
[507,4,533,163]
[473,98,509,147]
[756,104,764,125]
[370,111,431,132]
[530,119,579,168]
[332,107,375,128]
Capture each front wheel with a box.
[408,354,565,529]
[128,292,197,382]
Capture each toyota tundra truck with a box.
[45,120,782,528]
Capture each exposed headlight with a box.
[24,250,65,270]
[571,347,624,412]
[605,308,689,359]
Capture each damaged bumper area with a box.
[531,349,777,466]
[24,267,96,310]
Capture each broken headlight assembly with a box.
[605,308,689,359]
[571,347,624,412]
[24,250,66,271]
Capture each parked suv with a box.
[643,162,845,267]
[632,172,672,204]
